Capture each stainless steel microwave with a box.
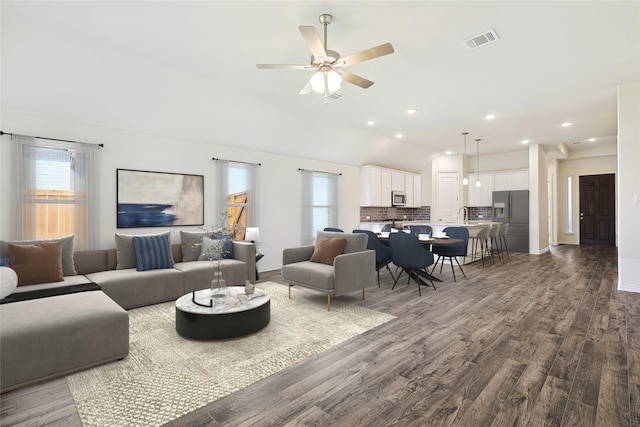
[391,191,406,206]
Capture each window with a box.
[567,175,573,233]
[217,160,258,239]
[14,135,98,250]
[301,170,339,245]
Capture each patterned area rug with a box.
[66,282,395,427]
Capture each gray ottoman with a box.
[1,291,129,393]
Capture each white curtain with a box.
[217,160,259,230]
[13,134,98,250]
[301,170,340,246]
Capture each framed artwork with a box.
[117,169,204,228]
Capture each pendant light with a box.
[475,138,482,188]
[462,132,469,186]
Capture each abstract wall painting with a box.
[117,169,204,228]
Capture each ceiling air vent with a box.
[464,29,500,49]
[323,92,344,102]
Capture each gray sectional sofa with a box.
[0,241,256,393]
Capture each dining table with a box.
[377,233,464,282]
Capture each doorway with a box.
[579,173,615,245]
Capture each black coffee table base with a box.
[175,289,270,340]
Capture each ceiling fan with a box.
[256,14,394,98]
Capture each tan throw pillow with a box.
[310,237,347,266]
[8,241,64,286]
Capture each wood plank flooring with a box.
[1,245,638,426]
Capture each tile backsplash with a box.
[360,205,492,223]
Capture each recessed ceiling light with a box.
[588,137,596,142]
[561,122,572,127]
[521,139,529,144]
[395,133,404,139]
[366,120,376,126]
[445,151,452,155]
[485,114,496,120]
[407,108,418,115]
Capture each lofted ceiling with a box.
[1,1,638,172]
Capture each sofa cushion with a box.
[174,259,248,291]
[0,290,129,393]
[310,236,347,266]
[8,241,64,286]
[282,261,335,291]
[1,235,77,276]
[179,230,207,262]
[132,235,174,271]
[115,230,170,270]
[85,268,184,309]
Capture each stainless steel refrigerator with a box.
[492,190,529,253]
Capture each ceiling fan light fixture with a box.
[310,69,341,94]
[310,71,325,93]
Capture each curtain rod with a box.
[0,131,104,148]
[212,157,261,166]
[298,168,342,176]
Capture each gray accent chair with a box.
[281,231,376,311]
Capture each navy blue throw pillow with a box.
[132,235,174,271]
[213,234,234,259]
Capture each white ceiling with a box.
[2,1,638,172]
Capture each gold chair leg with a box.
[288,284,293,299]
[362,288,365,300]
[327,294,331,311]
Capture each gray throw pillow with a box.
[115,230,170,270]
[0,235,77,276]
[179,230,208,262]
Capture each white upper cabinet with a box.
[413,174,422,207]
[391,171,405,191]
[360,166,421,207]
[467,173,495,207]
[494,169,529,191]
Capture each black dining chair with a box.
[353,229,395,287]
[430,226,469,282]
[323,227,344,232]
[388,232,435,296]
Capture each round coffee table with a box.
[175,287,270,340]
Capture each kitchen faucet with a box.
[458,206,469,224]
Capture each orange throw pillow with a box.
[8,241,64,286]
[310,237,347,265]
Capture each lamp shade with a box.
[245,227,260,242]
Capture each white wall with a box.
[617,81,640,293]
[0,110,361,272]
[466,149,529,174]
[529,144,549,254]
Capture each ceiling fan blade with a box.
[256,64,315,70]
[299,25,328,60]
[340,70,374,89]
[338,42,395,67]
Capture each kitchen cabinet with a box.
[494,169,529,191]
[360,165,421,207]
[467,173,495,207]
[408,174,422,207]
[391,171,405,191]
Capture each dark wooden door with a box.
[579,174,615,245]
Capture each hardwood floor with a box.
[1,245,638,426]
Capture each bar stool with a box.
[471,226,492,267]
[498,223,510,260]
[488,223,502,262]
